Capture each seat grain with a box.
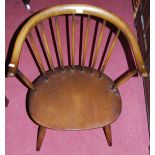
[28,66,122,130]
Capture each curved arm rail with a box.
[7,4,148,77]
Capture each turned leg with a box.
[36,126,46,151]
[103,125,112,146]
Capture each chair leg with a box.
[36,126,46,151]
[103,125,112,146]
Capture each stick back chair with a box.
[7,4,148,151]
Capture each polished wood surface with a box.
[113,69,138,89]
[7,4,148,150]
[36,126,46,151]
[28,32,47,76]
[134,0,150,131]
[92,20,106,69]
[39,22,54,71]
[103,125,112,146]
[7,4,147,77]
[71,14,75,68]
[101,29,120,72]
[28,66,121,130]
[82,15,90,69]
[16,69,35,90]
[55,16,64,68]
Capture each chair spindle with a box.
[88,21,99,68]
[101,29,120,72]
[28,33,47,77]
[82,15,90,68]
[48,18,61,67]
[91,20,106,69]
[65,15,71,66]
[98,30,113,71]
[55,16,64,69]
[39,22,54,71]
[71,14,75,68]
[112,69,138,89]
[16,69,35,90]
[79,16,84,66]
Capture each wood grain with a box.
[28,66,122,130]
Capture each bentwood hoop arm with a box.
[7,4,148,151]
[8,4,147,77]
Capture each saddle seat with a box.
[28,66,122,130]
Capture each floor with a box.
[6,0,149,155]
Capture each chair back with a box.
[7,4,148,90]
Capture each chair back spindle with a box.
[98,30,113,71]
[55,16,64,69]
[48,18,61,67]
[28,32,47,77]
[91,20,106,70]
[39,22,54,71]
[65,15,71,66]
[82,15,90,69]
[71,14,75,68]
[101,29,120,72]
[79,16,84,66]
[89,20,99,68]
[7,4,148,89]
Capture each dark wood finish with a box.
[92,20,106,69]
[113,69,138,89]
[36,126,46,151]
[101,29,120,72]
[143,76,150,128]
[134,0,150,129]
[28,33,47,76]
[82,15,90,68]
[132,0,141,18]
[135,0,150,63]
[55,16,64,68]
[7,4,148,150]
[7,4,148,77]
[103,125,112,146]
[98,29,112,71]
[5,96,9,107]
[16,69,35,90]
[79,16,84,66]
[71,14,75,68]
[39,22,54,71]
[28,66,121,130]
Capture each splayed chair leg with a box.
[36,126,46,151]
[103,125,112,146]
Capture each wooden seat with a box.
[28,66,121,130]
[7,4,148,151]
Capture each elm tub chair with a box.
[7,4,148,151]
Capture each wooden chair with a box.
[7,4,148,151]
